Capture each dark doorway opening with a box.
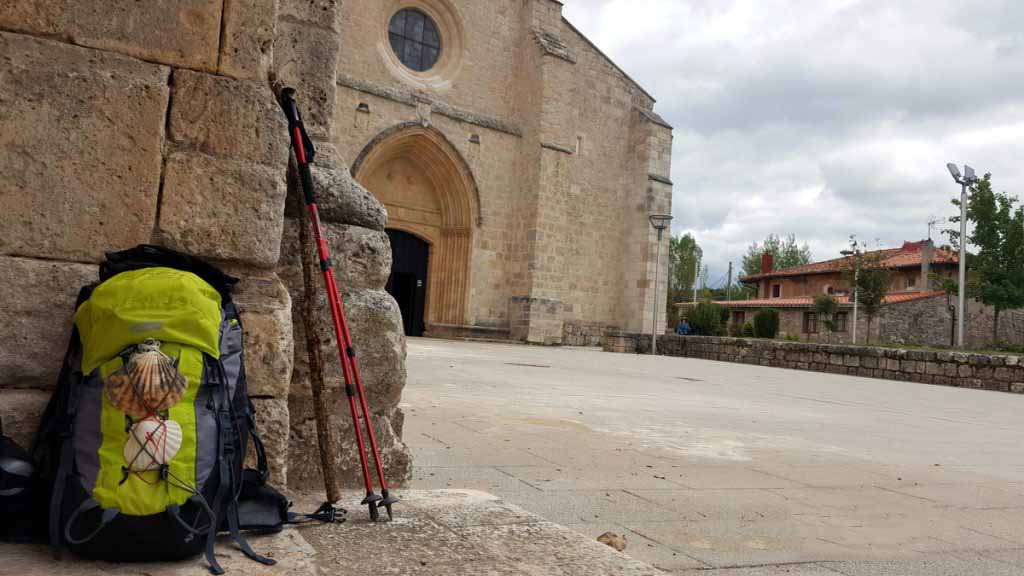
[385,229,429,337]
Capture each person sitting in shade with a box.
[676,317,691,335]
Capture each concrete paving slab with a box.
[411,465,541,493]
[494,464,692,491]
[979,547,1024,567]
[404,339,1024,571]
[622,518,855,567]
[878,483,1024,510]
[825,552,1020,575]
[748,463,897,488]
[677,564,841,575]
[565,521,710,572]
[767,486,937,516]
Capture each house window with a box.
[825,285,835,295]
[803,312,819,334]
[772,284,781,298]
[732,310,746,325]
[834,312,848,332]
[388,9,442,72]
[908,275,917,289]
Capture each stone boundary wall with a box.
[563,321,613,347]
[604,333,1024,394]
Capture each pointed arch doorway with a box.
[353,124,479,334]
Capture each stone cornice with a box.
[336,73,521,137]
[541,142,575,155]
[648,173,673,186]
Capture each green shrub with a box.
[689,302,725,336]
[783,333,801,342]
[728,322,741,337]
[741,322,755,337]
[753,308,780,339]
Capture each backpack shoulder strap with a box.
[36,285,93,556]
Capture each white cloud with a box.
[563,0,1024,284]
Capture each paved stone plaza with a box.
[404,338,1024,575]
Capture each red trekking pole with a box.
[279,88,397,521]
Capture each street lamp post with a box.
[946,163,979,348]
[841,238,861,344]
[649,214,673,355]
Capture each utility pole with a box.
[727,262,733,302]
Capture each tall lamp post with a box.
[841,237,861,344]
[649,214,673,355]
[946,163,979,347]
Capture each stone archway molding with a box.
[352,122,479,327]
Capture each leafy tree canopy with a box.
[741,234,813,277]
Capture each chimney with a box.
[760,252,774,275]
[920,239,934,290]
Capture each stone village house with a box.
[0,0,672,490]
[714,241,1024,347]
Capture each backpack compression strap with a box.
[203,356,274,575]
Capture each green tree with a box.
[668,233,702,310]
[689,302,725,336]
[741,234,813,277]
[813,293,839,343]
[752,308,780,339]
[948,174,1024,343]
[843,250,892,344]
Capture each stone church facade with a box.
[336,0,675,345]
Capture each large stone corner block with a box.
[273,20,338,137]
[232,273,294,399]
[0,389,50,448]
[0,256,98,389]
[219,0,278,80]
[0,32,168,262]
[169,70,287,166]
[157,153,287,268]
[0,0,223,71]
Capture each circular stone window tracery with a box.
[380,0,464,89]
[388,9,441,72]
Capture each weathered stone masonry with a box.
[0,0,410,490]
[605,334,1024,394]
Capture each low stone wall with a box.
[604,333,1024,393]
[562,321,612,347]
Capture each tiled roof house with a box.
[706,240,961,343]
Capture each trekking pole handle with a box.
[278,87,318,205]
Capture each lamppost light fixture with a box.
[963,165,976,183]
[947,163,962,182]
[649,214,673,230]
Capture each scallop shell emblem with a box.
[123,417,183,472]
[104,339,188,419]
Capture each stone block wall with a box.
[509,297,564,345]
[0,0,410,491]
[606,334,1024,394]
[563,321,613,347]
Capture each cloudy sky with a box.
[562,0,1024,283]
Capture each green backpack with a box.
[35,246,276,574]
